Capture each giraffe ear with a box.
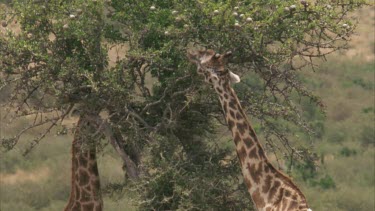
[229,71,240,84]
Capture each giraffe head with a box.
[188,49,240,87]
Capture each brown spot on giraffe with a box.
[229,109,236,118]
[236,122,247,135]
[224,93,229,99]
[248,162,263,184]
[235,111,244,120]
[238,146,247,164]
[264,163,271,173]
[243,136,254,148]
[248,146,258,159]
[228,99,237,110]
[227,119,235,130]
[82,203,94,211]
[79,169,90,186]
[252,188,266,208]
[275,188,285,206]
[258,147,266,160]
[223,101,228,114]
[233,132,241,146]
[285,189,291,197]
[268,180,281,201]
[262,175,273,193]
[188,49,311,211]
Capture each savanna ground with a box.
[0,6,374,211]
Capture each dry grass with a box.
[0,166,50,185]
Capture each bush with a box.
[339,147,357,157]
[311,175,336,190]
[360,126,375,147]
[327,130,347,144]
[362,107,375,114]
[295,159,317,182]
[352,78,374,90]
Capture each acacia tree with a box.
[0,0,366,210]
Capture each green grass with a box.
[298,56,375,210]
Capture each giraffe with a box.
[188,49,312,211]
[65,115,103,211]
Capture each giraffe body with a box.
[65,116,103,211]
[188,49,311,211]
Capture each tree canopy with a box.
[0,0,367,210]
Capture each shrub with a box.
[311,175,336,190]
[360,126,375,147]
[339,147,357,157]
[362,107,375,114]
[327,130,347,144]
[352,78,374,90]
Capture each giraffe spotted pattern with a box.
[188,49,311,211]
[65,117,103,211]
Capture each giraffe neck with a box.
[65,117,103,211]
[214,83,310,211]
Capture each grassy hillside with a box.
[299,7,375,211]
[302,56,375,210]
[1,6,374,211]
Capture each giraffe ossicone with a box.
[188,49,312,211]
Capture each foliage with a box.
[312,175,336,189]
[339,146,357,157]
[0,0,369,210]
[327,129,347,144]
[360,126,375,147]
[133,134,253,210]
